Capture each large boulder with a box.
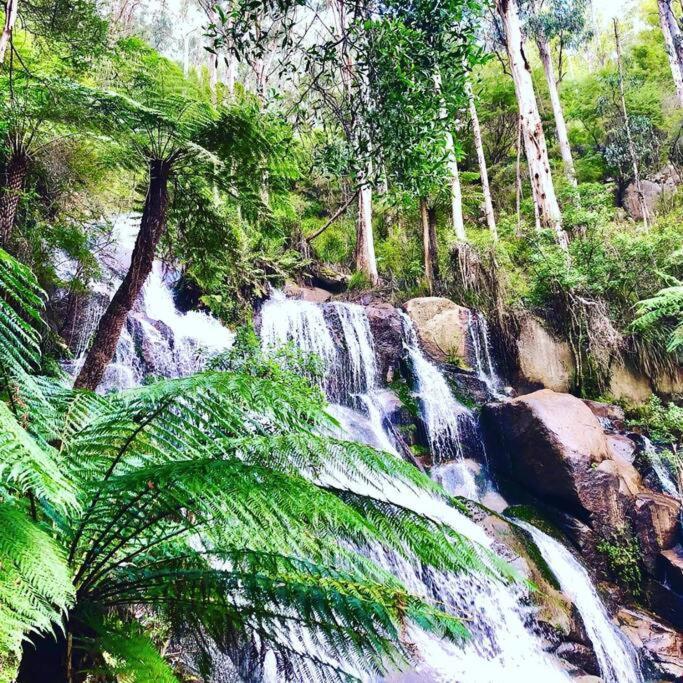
[403,297,470,365]
[516,316,575,392]
[617,607,683,681]
[482,390,640,528]
[283,282,332,303]
[365,302,406,382]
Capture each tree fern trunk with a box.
[18,630,69,683]
[420,198,438,294]
[74,158,171,391]
[0,145,29,247]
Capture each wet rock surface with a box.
[403,296,470,364]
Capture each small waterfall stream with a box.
[518,522,643,683]
[62,215,233,391]
[642,437,680,498]
[466,311,502,397]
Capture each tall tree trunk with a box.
[0,0,18,67]
[495,0,567,249]
[536,36,577,185]
[466,82,497,238]
[74,158,172,391]
[658,0,683,107]
[614,19,649,228]
[355,180,378,286]
[420,198,438,293]
[0,143,28,246]
[445,131,466,241]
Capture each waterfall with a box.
[401,313,479,468]
[642,437,680,498]
[258,291,572,682]
[467,310,503,397]
[63,215,233,390]
[518,521,643,683]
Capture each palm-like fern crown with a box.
[0,247,513,682]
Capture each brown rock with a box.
[365,303,405,382]
[403,297,470,364]
[660,545,683,593]
[554,642,600,676]
[633,493,681,574]
[283,283,332,303]
[582,399,625,423]
[609,362,652,404]
[516,316,575,392]
[482,390,621,524]
[624,179,664,221]
[617,607,683,680]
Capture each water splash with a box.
[64,215,233,391]
[518,521,643,683]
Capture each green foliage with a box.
[596,527,643,596]
[623,394,683,446]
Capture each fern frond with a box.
[0,505,74,655]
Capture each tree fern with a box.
[0,506,73,658]
[0,250,515,682]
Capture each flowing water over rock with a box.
[60,215,233,391]
[466,311,502,397]
[642,437,680,499]
[259,291,574,682]
[518,521,643,683]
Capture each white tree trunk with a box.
[466,82,497,238]
[496,0,567,249]
[356,181,379,285]
[658,0,683,107]
[536,36,577,185]
[445,131,466,241]
[0,0,19,67]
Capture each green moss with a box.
[389,376,420,420]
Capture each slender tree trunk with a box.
[536,36,577,185]
[74,158,172,391]
[658,0,683,107]
[0,0,18,67]
[613,19,649,228]
[445,131,466,241]
[0,143,29,246]
[466,82,497,238]
[420,198,438,293]
[495,0,567,249]
[355,180,378,286]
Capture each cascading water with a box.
[259,291,573,682]
[61,214,233,390]
[518,521,643,683]
[400,312,482,499]
[642,436,680,498]
[466,311,503,397]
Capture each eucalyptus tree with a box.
[493,0,568,248]
[526,0,591,186]
[0,247,514,682]
[657,0,683,107]
[466,80,497,238]
[208,0,485,283]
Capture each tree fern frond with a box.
[0,401,76,510]
[0,505,74,655]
